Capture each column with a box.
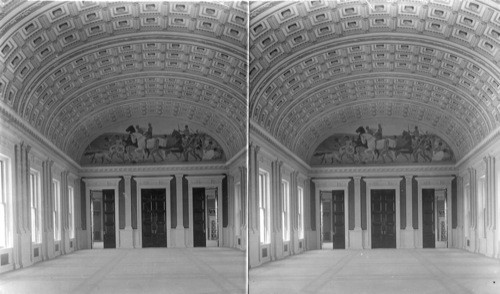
[456,176,464,249]
[42,159,54,260]
[60,170,69,254]
[238,166,247,250]
[14,142,32,268]
[73,177,82,250]
[227,174,235,247]
[484,156,496,257]
[248,143,260,268]
[469,168,478,252]
[303,177,311,250]
[271,160,283,260]
[404,175,415,248]
[121,175,133,248]
[350,176,363,248]
[174,173,185,247]
[290,171,298,255]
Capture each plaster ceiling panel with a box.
[249,0,500,163]
[0,1,247,162]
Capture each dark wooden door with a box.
[422,189,436,248]
[332,190,345,249]
[321,198,331,242]
[102,189,116,249]
[193,188,206,247]
[142,189,167,248]
[371,189,396,249]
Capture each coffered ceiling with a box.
[0,1,247,162]
[249,0,500,163]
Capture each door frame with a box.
[312,179,350,250]
[83,178,121,249]
[415,176,454,248]
[364,177,402,249]
[185,175,225,248]
[135,176,172,248]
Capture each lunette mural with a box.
[81,123,225,165]
[311,123,454,165]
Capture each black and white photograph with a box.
[1,0,500,293]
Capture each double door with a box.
[91,189,115,249]
[371,189,396,249]
[321,190,345,249]
[100,190,116,248]
[142,189,167,248]
[193,188,219,247]
[422,189,448,248]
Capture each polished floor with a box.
[0,248,245,294]
[249,249,500,294]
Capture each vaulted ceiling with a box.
[0,1,247,163]
[249,0,500,163]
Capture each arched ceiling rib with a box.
[249,0,500,163]
[0,1,248,162]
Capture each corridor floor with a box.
[249,249,500,294]
[0,248,245,294]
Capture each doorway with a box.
[141,189,167,248]
[192,187,219,247]
[91,189,116,249]
[371,189,396,249]
[422,188,448,248]
[320,191,345,250]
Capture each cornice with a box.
[79,162,228,177]
[250,121,310,173]
[312,178,351,188]
[310,164,458,178]
[0,102,80,171]
[456,125,500,169]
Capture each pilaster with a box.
[271,160,283,260]
[121,175,133,248]
[14,142,32,268]
[42,159,54,260]
[404,175,415,248]
[60,170,69,255]
[351,176,363,248]
[248,143,260,268]
[174,173,185,247]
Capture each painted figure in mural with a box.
[145,123,153,139]
[392,130,413,160]
[108,135,126,162]
[412,126,420,138]
[355,126,395,163]
[375,123,383,140]
[182,125,190,137]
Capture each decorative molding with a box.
[0,105,80,171]
[457,125,500,168]
[312,178,351,188]
[82,177,121,188]
[250,122,310,173]
[185,175,226,186]
[364,177,403,187]
[134,176,173,187]
[79,163,228,177]
[415,176,455,186]
[311,164,457,177]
